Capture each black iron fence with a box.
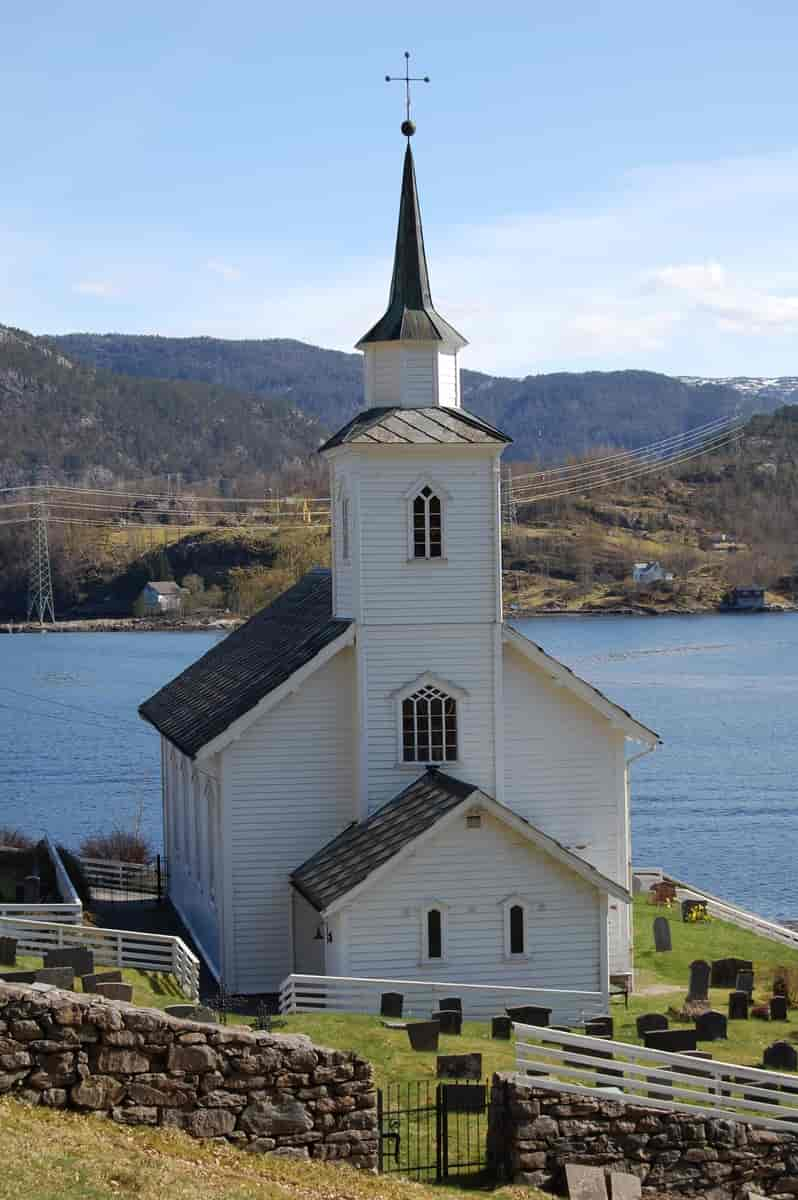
[79,854,167,902]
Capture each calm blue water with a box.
[0,615,795,921]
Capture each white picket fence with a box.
[0,914,200,1001]
[279,973,608,1024]
[79,856,160,895]
[515,1023,798,1133]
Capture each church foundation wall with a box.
[0,983,377,1168]
[489,1072,798,1196]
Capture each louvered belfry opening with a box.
[402,684,457,763]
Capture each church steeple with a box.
[357,144,467,353]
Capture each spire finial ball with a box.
[401,119,416,137]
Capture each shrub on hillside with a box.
[80,829,152,863]
[0,828,33,850]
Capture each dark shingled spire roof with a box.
[356,144,467,352]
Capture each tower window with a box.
[402,684,457,763]
[413,486,442,558]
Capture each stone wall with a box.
[0,983,377,1168]
[490,1072,798,1197]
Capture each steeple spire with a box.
[356,143,467,352]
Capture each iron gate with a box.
[377,1079,507,1182]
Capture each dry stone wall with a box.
[490,1072,798,1197]
[0,983,377,1168]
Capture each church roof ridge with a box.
[356,143,467,352]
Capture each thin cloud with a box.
[73,280,118,298]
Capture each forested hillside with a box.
[45,332,776,462]
[0,326,322,488]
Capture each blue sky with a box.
[3,0,798,377]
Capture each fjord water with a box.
[0,614,796,921]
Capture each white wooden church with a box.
[140,131,658,998]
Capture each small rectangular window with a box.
[427,908,442,959]
[509,904,525,955]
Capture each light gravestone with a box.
[688,960,711,1003]
[566,1163,609,1200]
[610,1172,642,1200]
[653,917,671,952]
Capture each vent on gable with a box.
[466,813,482,829]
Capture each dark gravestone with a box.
[94,982,134,1002]
[436,1052,482,1079]
[728,991,749,1019]
[407,1021,440,1052]
[0,937,17,966]
[0,970,38,984]
[23,874,41,903]
[585,1016,614,1038]
[380,992,403,1018]
[644,1028,698,1052]
[763,1041,798,1072]
[440,996,462,1014]
[44,948,95,977]
[695,1010,727,1041]
[506,1005,551,1027]
[653,916,672,952]
[636,1013,668,1038]
[35,967,75,990]
[81,971,123,993]
[681,898,706,922]
[688,959,711,1003]
[435,1009,462,1035]
[711,958,739,988]
[566,1163,609,1200]
[491,1016,512,1039]
[736,969,755,997]
[770,995,788,1021]
[441,1083,487,1113]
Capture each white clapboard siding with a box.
[222,647,356,992]
[362,344,460,408]
[400,345,436,406]
[280,975,607,1024]
[341,808,602,991]
[367,345,402,406]
[362,623,497,807]
[502,643,631,974]
[357,452,499,625]
[436,351,459,407]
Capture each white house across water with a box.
[140,129,659,998]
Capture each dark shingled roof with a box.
[292,769,483,911]
[356,144,467,352]
[320,405,511,452]
[138,569,350,758]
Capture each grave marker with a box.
[653,916,671,952]
[763,1041,798,1071]
[491,1016,512,1039]
[436,1052,481,1079]
[610,1172,642,1200]
[35,967,75,990]
[736,969,755,997]
[44,948,95,977]
[380,992,403,1018]
[643,1028,698,1052]
[636,1013,668,1038]
[407,1021,439,1052]
[566,1163,609,1200]
[94,982,134,1002]
[770,995,788,1021]
[695,1010,727,1041]
[688,959,711,1003]
[728,991,749,1020]
[81,971,123,993]
[0,937,17,967]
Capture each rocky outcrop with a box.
[0,983,377,1169]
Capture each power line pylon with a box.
[27,501,55,624]
[501,468,517,532]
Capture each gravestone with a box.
[763,1041,798,1071]
[407,1020,439,1052]
[636,1013,668,1038]
[436,1009,462,1035]
[711,958,739,988]
[681,898,706,922]
[610,1171,642,1200]
[0,937,17,966]
[585,1015,614,1038]
[643,1028,698,1052]
[35,967,75,990]
[566,1162,609,1200]
[770,995,788,1021]
[774,978,788,997]
[23,874,40,903]
[44,948,95,977]
[653,916,671,952]
[695,1010,727,1041]
[728,991,749,1019]
[81,970,123,993]
[0,970,37,984]
[436,1052,481,1080]
[736,969,755,997]
[441,996,462,1013]
[506,1005,551,1027]
[380,992,403,1018]
[491,1016,512,1040]
[688,959,711,1002]
[441,1083,487,1112]
[94,982,134,1002]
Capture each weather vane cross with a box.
[385,51,429,137]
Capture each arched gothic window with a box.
[503,897,529,958]
[402,684,458,763]
[509,904,525,955]
[413,486,442,559]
